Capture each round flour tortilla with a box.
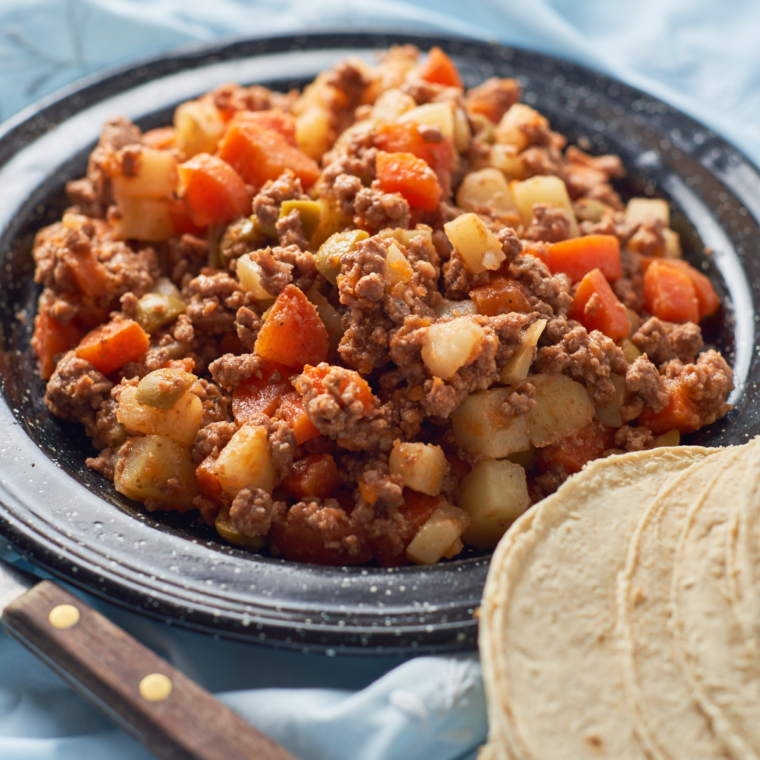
[728,442,760,668]
[479,446,712,760]
[672,442,760,760]
[618,448,737,760]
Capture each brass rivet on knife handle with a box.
[4,580,301,760]
[48,603,80,629]
[139,673,173,702]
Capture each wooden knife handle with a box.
[2,580,298,760]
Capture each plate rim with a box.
[0,29,757,655]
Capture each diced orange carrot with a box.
[196,455,223,503]
[538,420,615,474]
[168,197,207,236]
[375,151,442,212]
[545,234,621,283]
[275,391,321,445]
[639,378,702,434]
[644,260,700,323]
[296,363,375,414]
[177,153,251,227]
[570,268,632,341]
[281,454,341,500]
[371,490,446,567]
[32,311,81,380]
[65,247,111,298]
[230,109,298,146]
[470,277,533,315]
[218,122,321,190]
[75,318,150,375]
[418,47,463,89]
[232,361,294,423]
[142,127,177,150]
[640,257,719,320]
[374,121,455,187]
[254,285,329,369]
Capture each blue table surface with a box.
[1,1,758,758]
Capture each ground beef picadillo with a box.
[32,45,734,567]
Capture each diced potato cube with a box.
[114,434,198,510]
[174,100,225,159]
[489,143,526,180]
[453,107,471,153]
[433,299,478,319]
[458,459,530,548]
[421,318,485,380]
[510,176,580,238]
[151,277,182,299]
[389,441,448,496]
[385,242,413,286]
[110,198,174,241]
[370,88,416,121]
[525,373,594,447]
[296,106,332,161]
[451,388,531,459]
[663,227,682,259]
[495,104,549,152]
[111,148,178,200]
[594,374,628,428]
[406,504,470,565]
[237,253,274,299]
[444,212,506,274]
[499,319,547,385]
[456,168,518,216]
[625,197,670,227]
[398,101,455,140]
[212,424,276,498]
[378,225,435,250]
[135,368,196,410]
[117,385,203,447]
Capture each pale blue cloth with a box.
[1,2,758,759]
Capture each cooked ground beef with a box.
[33,47,733,568]
[353,185,411,231]
[524,204,572,243]
[632,317,704,365]
[192,420,238,463]
[45,351,113,443]
[464,77,522,122]
[185,270,257,334]
[298,363,380,435]
[663,349,734,426]
[535,317,628,405]
[252,170,307,228]
[614,425,654,452]
[230,487,287,538]
[625,355,669,414]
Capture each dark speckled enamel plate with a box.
[0,32,758,655]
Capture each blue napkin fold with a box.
[1,1,759,758]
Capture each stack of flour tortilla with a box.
[478,439,760,760]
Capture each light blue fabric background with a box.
[0,1,758,758]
